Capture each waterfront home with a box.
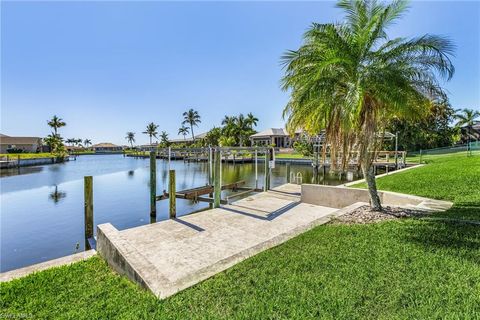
[459,120,480,143]
[0,134,42,153]
[169,132,208,145]
[91,142,123,153]
[249,128,303,148]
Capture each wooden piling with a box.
[286,162,291,183]
[214,149,221,208]
[264,149,270,191]
[84,176,93,240]
[150,151,156,216]
[169,170,176,218]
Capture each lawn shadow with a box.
[402,206,480,264]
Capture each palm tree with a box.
[160,131,170,147]
[456,108,480,144]
[182,109,201,141]
[456,108,480,127]
[66,138,75,147]
[235,114,250,147]
[178,126,190,141]
[83,139,92,148]
[75,138,83,147]
[47,115,66,135]
[246,112,259,129]
[281,0,454,210]
[125,132,135,149]
[143,122,159,145]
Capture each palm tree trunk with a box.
[191,125,195,141]
[149,136,152,145]
[362,163,382,211]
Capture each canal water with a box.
[0,154,360,272]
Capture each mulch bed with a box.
[333,205,430,225]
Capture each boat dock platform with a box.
[97,183,344,299]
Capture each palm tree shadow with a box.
[402,207,480,264]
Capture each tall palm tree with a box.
[281,0,454,210]
[246,112,259,129]
[143,122,159,145]
[83,139,92,148]
[182,109,201,141]
[125,132,135,149]
[178,126,190,141]
[47,115,66,135]
[75,138,83,147]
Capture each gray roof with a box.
[0,134,42,145]
[250,128,288,138]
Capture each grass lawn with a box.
[354,153,480,221]
[275,153,312,159]
[1,153,479,319]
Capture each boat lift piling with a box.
[152,146,273,216]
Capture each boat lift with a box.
[150,146,275,218]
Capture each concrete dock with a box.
[97,184,342,299]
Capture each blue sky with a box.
[2,1,479,145]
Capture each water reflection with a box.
[48,185,67,204]
[1,154,366,272]
[0,166,43,178]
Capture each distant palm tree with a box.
[456,108,480,127]
[160,131,170,147]
[125,132,135,148]
[221,115,237,138]
[83,139,92,148]
[47,115,66,135]
[75,138,83,147]
[235,114,250,147]
[281,0,454,210]
[178,126,190,141]
[143,122,159,145]
[66,138,75,147]
[246,112,259,129]
[456,108,480,144]
[182,109,201,141]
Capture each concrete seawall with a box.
[0,156,69,169]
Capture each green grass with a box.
[2,220,479,319]
[1,153,479,319]
[276,153,312,159]
[354,154,480,221]
[0,153,57,159]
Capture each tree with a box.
[83,139,92,148]
[75,138,83,147]
[455,108,480,144]
[456,108,480,127]
[44,134,67,157]
[205,127,222,146]
[387,101,457,151]
[182,109,201,141]
[159,131,170,147]
[47,115,66,135]
[281,0,454,210]
[178,126,190,141]
[66,138,75,147]
[143,122,159,145]
[125,132,135,149]
[246,112,259,129]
